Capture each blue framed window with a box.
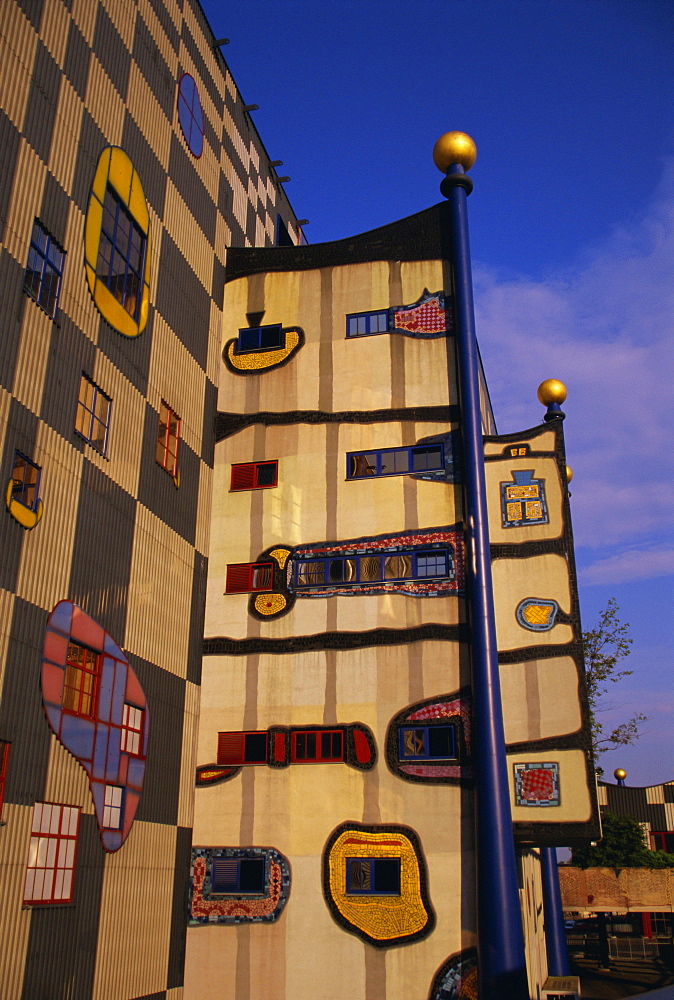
[11,452,41,511]
[97,185,147,322]
[75,374,111,455]
[23,220,65,318]
[294,548,452,588]
[236,325,284,354]
[347,444,444,479]
[346,310,388,338]
[177,73,204,158]
[346,858,400,895]
[399,725,457,761]
[212,857,266,894]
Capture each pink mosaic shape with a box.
[40,601,149,852]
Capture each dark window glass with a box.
[237,325,284,354]
[75,374,111,454]
[23,220,65,318]
[347,444,443,479]
[212,857,265,894]
[347,858,401,894]
[96,186,146,321]
[177,73,204,157]
[244,733,268,763]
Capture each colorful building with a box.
[0,3,598,999]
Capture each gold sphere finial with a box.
[614,768,627,781]
[433,132,477,173]
[565,465,573,483]
[537,379,567,406]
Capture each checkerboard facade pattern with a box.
[0,1,299,997]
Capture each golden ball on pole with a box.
[565,466,573,483]
[433,132,477,173]
[537,379,567,406]
[614,768,627,781]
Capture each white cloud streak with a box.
[475,160,674,582]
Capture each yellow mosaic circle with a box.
[226,330,300,371]
[522,604,552,626]
[269,547,291,569]
[254,593,287,616]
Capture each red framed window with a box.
[62,641,98,718]
[156,401,180,476]
[24,803,80,904]
[291,730,344,763]
[102,785,123,829]
[120,704,144,756]
[217,732,268,766]
[230,461,278,491]
[650,832,674,853]
[0,740,9,814]
[225,562,274,594]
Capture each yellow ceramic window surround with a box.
[85,147,151,338]
[5,451,43,529]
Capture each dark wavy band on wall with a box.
[203,623,469,657]
[216,405,459,442]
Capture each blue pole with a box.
[541,847,571,976]
[440,152,529,999]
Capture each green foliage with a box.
[582,598,646,758]
[571,812,674,869]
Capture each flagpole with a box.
[435,132,529,999]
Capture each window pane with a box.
[384,555,412,579]
[360,557,381,582]
[328,559,355,583]
[374,859,401,894]
[244,733,267,763]
[428,726,455,758]
[251,564,273,590]
[411,446,443,471]
[378,451,405,475]
[238,858,265,892]
[348,453,377,478]
[297,561,324,586]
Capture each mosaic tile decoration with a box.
[223,325,304,375]
[386,691,472,785]
[189,847,290,925]
[349,289,453,339]
[410,430,463,484]
[40,601,149,852]
[322,822,435,947]
[196,722,376,785]
[246,526,464,621]
[515,597,559,631]
[429,948,478,1000]
[514,762,560,807]
[500,470,549,528]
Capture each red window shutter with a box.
[217,733,245,765]
[225,564,254,593]
[231,464,257,491]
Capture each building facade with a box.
[0,1,298,998]
[184,206,599,999]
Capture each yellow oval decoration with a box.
[5,480,43,529]
[225,329,300,372]
[85,146,151,338]
[254,593,287,616]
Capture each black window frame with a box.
[11,452,41,512]
[96,184,147,323]
[236,324,284,354]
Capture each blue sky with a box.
[202,0,674,786]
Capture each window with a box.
[97,185,146,322]
[347,444,444,479]
[236,325,284,354]
[177,73,204,158]
[225,562,274,594]
[23,803,80,904]
[75,374,111,454]
[102,785,123,829]
[156,401,180,476]
[293,548,452,588]
[120,704,144,756]
[291,730,344,763]
[399,725,457,761]
[346,310,388,337]
[23,220,65,318]
[62,641,98,718]
[11,452,41,511]
[0,740,9,815]
[650,832,674,853]
[211,857,266,894]
[85,146,151,338]
[217,732,269,766]
[346,858,400,895]
[230,461,278,491]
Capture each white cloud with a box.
[475,159,674,573]
[578,546,674,586]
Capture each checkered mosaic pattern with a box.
[514,762,560,807]
[0,1,300,997]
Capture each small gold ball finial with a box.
[565,465,573,483]
[614,768,627,781]
[537,379,567,406]
[433,132,477,173]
